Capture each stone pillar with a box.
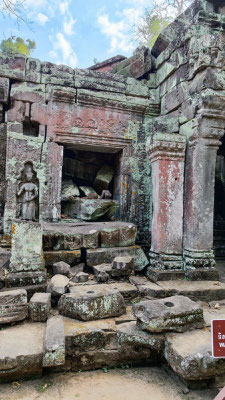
[183,116,225,280]
[147,133,186,281]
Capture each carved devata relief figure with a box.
[17,162,39,221]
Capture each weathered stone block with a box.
[112,256,134,278]
[5,271,47,287]
[0,289,28,324]
[93,263,112,282]
[87,245,148,271]
[52,261,71,277]
[0,323,45,382]
[146,267,185,282]
[29,292,51,322]
[44,250,81,266]
[94,165,114,193]
[117,321,164,352]
[164,329,225,382]
[73,271,89,283]
[62,198,119,221]
[79,186,98,197]
[9,220,45,273]
[61,179,80,200]
[47,274,69,296]
[133,295,205,333]
[63,157,98,182]
[0,77,9,103]
[59,285,126,321]
[43,316,65,367]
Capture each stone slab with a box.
[0,322,45,382]
[164,329,225,381]
[43,316,65,367]
[5,270,47,287]
[133,295,204,333]
[157,281,225,302]
[203,306,225,327]
[64,317,117,353]
[117,321,164,352]
[87,245,148,272]
[29,292,51,322]
[43,221,136,250]
[9,220,45,273]
[137,281,165,298]
[0,289,28,324]
[44,250,81,267]
[59,285,126,321]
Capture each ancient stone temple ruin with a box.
[0,0,225,389]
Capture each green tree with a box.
[133,0,193,48]
[0,36,36,56]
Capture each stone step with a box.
[87,245,149,272]
[43,221,137,251]
[0,323,45,382]
[135,279,225,302]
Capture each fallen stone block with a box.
[63,157,98,182]
[133,295,205,333]
[79,186,98,197]
[47,274,69,296]
[146,267,185,282]
[62,198,119,221]
[0,322,45,382]
[29,292,51,322]
[94,165,114,193]
[70,263,85,276]
[73,272,89,283]
[61,179,80,200]
[44,250,81,266]
[137,281,166,298]
[117,321,164,353]
[0,289,28,324]
[43,316,65,367]
[52,261,71,277]
[5,270,47,287]
[87,245,148,272]
[93,263,112,282]
[112,256,133,278]
[59,285,126,321]
[100,224,137,248]
[164,329,225,382]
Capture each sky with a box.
[0,0,153,69]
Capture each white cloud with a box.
[59,1,69,15]
[49,32,78,67]
[36,12,48,25]
[63,15,76,35]
[97,8,143,54]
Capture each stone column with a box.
[147,133,186,281]
[183,115,225,280]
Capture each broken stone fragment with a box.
[29,292,51,322]
[70,263,85,276]
[0,289,28,324]
[58,285,126,321]
[112,256,134,278]
[43,316,65,367]
[61,179,80,200]
[92,263,112,282]
[79,186,98,198]
[52,261,71,277]
[47,274,69,296]
[117,321,164,352]
[132,295,205,333]
[73,271,89,283]
[100,190,112,199]
[94,165,114,194]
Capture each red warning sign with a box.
[212,320,225,358]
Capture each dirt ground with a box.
[0,367,218,400]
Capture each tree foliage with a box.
[0,36,36,56]
[134,0,193,48]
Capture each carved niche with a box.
[16,162,39,221]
